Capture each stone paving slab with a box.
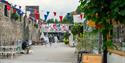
[0,43,77,63]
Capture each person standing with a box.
[54,36,58,43]
[49,35,52,46]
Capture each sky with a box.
[6,0,80,20]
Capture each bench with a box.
[0,46,18,59]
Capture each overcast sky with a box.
[6,0,80,19]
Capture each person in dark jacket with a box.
[22,40,28,50]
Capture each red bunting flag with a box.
[34,9,39,20]
[6,3,11,11]
[53,12,56,16]
[59,16,63,22]
[35,13,40,20]
[13,9,16,13]
[80,14,83,20]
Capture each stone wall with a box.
[0,3,23,45]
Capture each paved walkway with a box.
[0,43,77,63]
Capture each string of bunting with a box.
[0,0,84,30]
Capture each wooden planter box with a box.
[82,54,102,63]
[108,49,125,56]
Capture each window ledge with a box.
[108,49,125,57]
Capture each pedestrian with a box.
[22,40,29,54]
[54,36,58,43]
[49,35,52,46]
[44,36,49,46]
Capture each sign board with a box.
[41,24,69,32]
[82,54,102,63]
[73,14,85,23]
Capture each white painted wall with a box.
[107,53,125,63]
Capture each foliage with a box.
[79,0,125,62]
[47,19,60,24]
[80,0,125,28]
[76,32,98,51]
[61,13,74,24]
[63,38,69,45]
[63,32,70,45]
[71,23,83,36]
[79,0,125,49]
[63,32,70,39]
[47,19,55,23]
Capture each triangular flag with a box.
[35,13,40,20]
[53,12,56,16]
[19,6,21,9]
[13,8,16,13]
[34,9,39,20]
[67,13,71,19]
[17,8,24,16]
[47,11,50,16]
[44,15,48,21]
[80,14,83,20]
[13,5,17,8]
[59,16,63,22]
[6,3,11,11]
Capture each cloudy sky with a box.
[6,0,80,19]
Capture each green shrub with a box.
[63,38,69,45]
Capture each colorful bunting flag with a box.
[47,11,50,16]
[80,14,83,20]
[67,13,71,19]
[44,15,48,21]
[6,3,11,11]
[59,16,63,22]
[34,9,39,20]
[53,12,56,16]
[13,8,16,13]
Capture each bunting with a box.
[59,16,63,22]
[53,12,56,16]
[6,3,11,11]
[34,9,39,20]
[44,14,48,21]
[80,14,83,20]
[46,11,50,16]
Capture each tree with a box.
[61,13,74,24]
[47,18,55,23]
[79,0,125,63]
[71,23,83,36]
